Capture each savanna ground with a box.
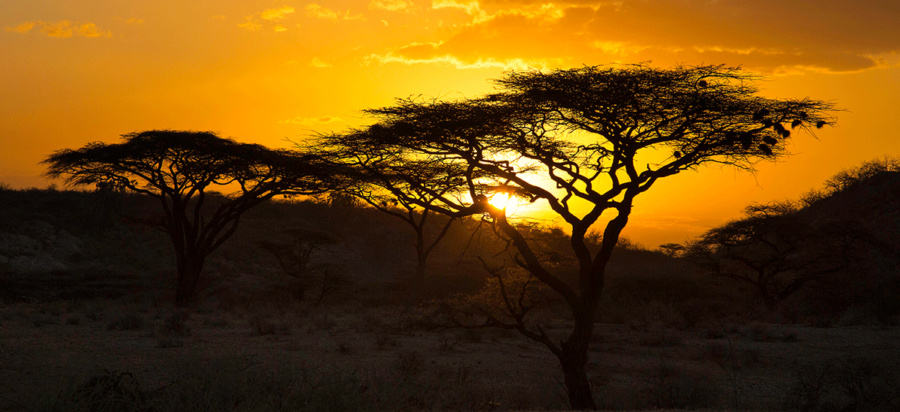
[2,271,898,412]
[1,188,898,411]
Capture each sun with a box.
[488,192,519,214]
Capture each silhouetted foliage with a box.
[800,156,900,207]
[314,63,836,410]
[685,201,854,310]
[328,183,457,282]
[43,130,333,306]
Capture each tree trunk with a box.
[414,224,427,281]
[174,254,205,307]
[415,249,427,281]
[559,318,597,410]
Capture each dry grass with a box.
[1,296,898,412]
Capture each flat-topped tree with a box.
[314,133,500,282]
[326,64,835,410]
[43,130,333,307]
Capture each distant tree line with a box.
[684,156,900,319]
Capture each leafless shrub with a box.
[72,369,146,412]
[782,355,900,412]
[782,360,835,411]
[437,332,459,351]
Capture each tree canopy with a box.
[43,130,334,306]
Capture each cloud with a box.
[306,4,365,21]
[6,20,110,38]
[370,0,413,12]
[432,0,481,14]
[40,21,74,37]
[261,6,296,21]
[278,115,344,125]
[239,6,297,31]
[306,4,339,19]
[390,0,900,73]
[5,22,35,33]
[310,57,332,68]
[237,17,262,31]
[76,23,106,37]
[368,9,573,69]
[366,49,546,70]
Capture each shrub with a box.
[71,369,146,412]
[782,356,900,412]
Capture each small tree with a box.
[685,201,853,310]
[43,130,333,306]
[258,228,337,302]
[319,64,835,410]
[329,176,458,282]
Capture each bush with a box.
[782,356,900,412]
[71,369,146,412]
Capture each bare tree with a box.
[316,64,835,409]
[258,228,337,302]
[43,130,333,306]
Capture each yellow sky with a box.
[2,0,899,247]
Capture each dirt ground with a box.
[1,297,898,411]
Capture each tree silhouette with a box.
[685,201,853,310]
[43,130,333,306]
[317,64,835,410]
[324,164,460,282]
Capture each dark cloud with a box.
[388,0,899,72]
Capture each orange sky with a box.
[2,0,899,247]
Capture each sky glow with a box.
[2,0,899,247]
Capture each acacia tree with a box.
[685,201,854,309]
[319,64,835,409]
[329,165,460,281]
[43,130,333,307]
